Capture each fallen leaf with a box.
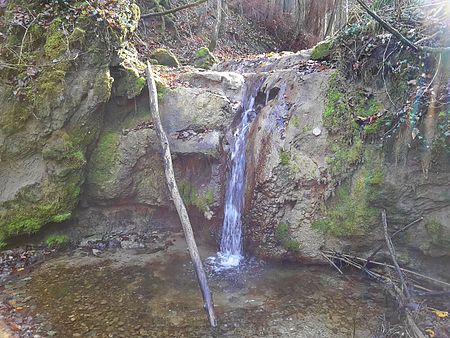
[15,306,24,311]
[425,328,435,337]
[433,310,449,318]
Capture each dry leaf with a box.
[433,310,449,318]
[425,328,435,337]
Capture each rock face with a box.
[0,0,141,246]
[74,70,245,239]
[216,52,449,278]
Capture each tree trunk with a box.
[209,0,222,51]
[145,62,217,327]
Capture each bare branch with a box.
[355,0,450,54]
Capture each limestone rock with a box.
[150,48,180,68]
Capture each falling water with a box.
[214,82,261,270]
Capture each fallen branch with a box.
[320,251,343,274]
[145,62,217,327]
[141,0,208,18]
[323,250,450,289]
[382,209,411,301]
[355,0,450,54]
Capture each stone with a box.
[310,39,333,60]
[150,48,180,68]
[193,47,218,69]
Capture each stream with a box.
[0,234,388,337]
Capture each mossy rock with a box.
[150,48,180,68]
[194,47,218,69]
[86,131,121,196]
[311,39,333,61]
[0,176,82,247]
[114,47,146,99]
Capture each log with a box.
[145,62,217,327]
[141,0,208,18]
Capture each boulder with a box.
[150,48,180,67]
[194,47,218,69]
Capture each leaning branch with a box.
[382,210,412,302]
[141,0,208,18]
[355,0,450,54]
[145,62,217,327]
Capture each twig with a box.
[320,251,343,274]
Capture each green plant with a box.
[275,223,301,252]
[283,239,301,252]
[291,116,300,128]
[425,219,444,244]
[46,234,69,247]
[280,151,290,166]
[275,223,289,242]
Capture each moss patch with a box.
[46,234,70,247]
[280,151,290,166]
[313,151,384,237]
[0,176,82,247]
[179,181,214,213]
[424,218,447,246]
[194,47,218,69]
[87,131,121,190]
[311,39,333,61]
[275,223,301,252]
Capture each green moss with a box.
[0,89,32,135]
[283,239,301,252]
[275,223,301,252]
[88,132,121,187]
[275,223,289,242]
[280,151,290,166]
[311,39,333,60]
[46,234,69,247]
[194,47,217,69]
[115,48,146,99]
[425,219,445,245]
[0,177,82,244]
[51,213,72,223]
[290,116,300,128]
[42,130,87,173]
[326,139,363,176]
[93,67,113,102]
[44,19,67,60]
[313,153,383,237]
[179,181,214,212]
[196,47,210,58]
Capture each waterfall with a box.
[214,82,261,270]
